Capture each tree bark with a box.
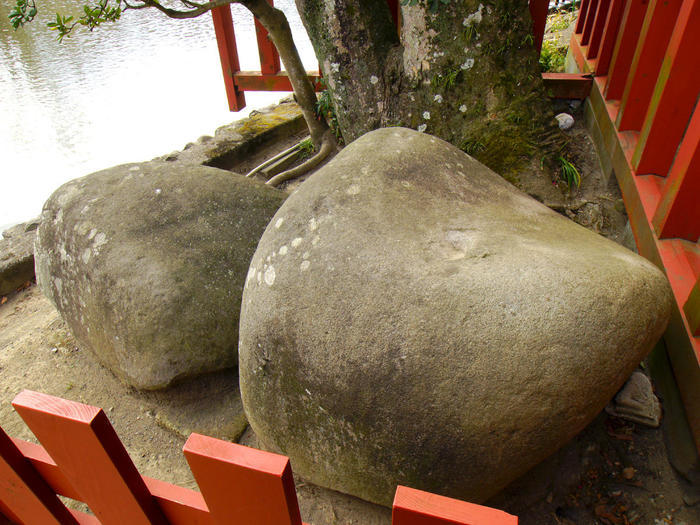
[295,0,561,179]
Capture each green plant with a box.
[298,137,314,160]
[559,156,581,188]
[315,81,342,143]
[539,40,567,72]
[462,140,486,155]
[431,69,460,90]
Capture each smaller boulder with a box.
[0,220,39,296]
[35,162,286,389]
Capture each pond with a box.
[0,0,315,230]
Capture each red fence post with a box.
[604,0,649,100]
[594,0,626,76]
[392,486,518,525]
[632,0,700,176]
[616,0,683,131]
[12,390,168,525]
[211,5,247,112]
[0,427,78,525]
[587,0,611,59]
[183,433,303,525]
[581,0,600,45]
[529,0,549,54]
[576,0,592,34]
[651,102,700,241]
[255,0,281,75]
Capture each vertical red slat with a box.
[594,0,626,76]
[605,0,649,100]
[587,0,612,59]
[392,486,518,525]
[581,0,601,45]
[616,0,683,131]
[652,101,700,241]
[576,0,593,34]
[685,279,700,336]
[183,434,302,525]
[387,0,400,27]
[211,5,246,112]
[254,0,281,75]
[12,390,168,525]
[0,426,78,525]
[632,0,700,176]
[529,0,549,54]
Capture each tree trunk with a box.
[295,0,561,179]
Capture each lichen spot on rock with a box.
[291,237,303,248]
[279,245,288,256]
[347,184,361,195]
[300,260,311,271]
[309,217,318,231]
[275,218,285,229]
[264,266,276,286]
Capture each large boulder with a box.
[239,128,672,506]
[36,162,285,390]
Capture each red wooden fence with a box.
[570,0,700,451]
[211,0,589,112]
[0,390,518,524]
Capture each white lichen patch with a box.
[434,94,443,103]
[463,4,485,26]
[129,166,140,172]
[312,235,320,246]
[401,181,412,188]
[279,245,288,256]
[300,260,311,271]
[309,217,318,231]
[370,75,379,85]
[82,249,91,264]
[275,218,285,229]
[347,184,361,195]
[460,104,468,113]
[291,237,303,248]
[155,188,162,195]
[461,58,475,70]
[422,111,431,120]
[330,62,340,73]
[302,252,310,260]
[264,266,276,286]
[417,124,427,133]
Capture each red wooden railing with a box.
[211,0,590,111]
[570,0,700,450]
[0,390,518,524]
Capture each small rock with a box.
[622,466,636,480]
[555,112,575,130]
[569,100,582,110]
[605,369,662,427]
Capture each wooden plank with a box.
[183,433,302,525]
[235,71,322,92]
[616,0,683,131]
[652,101,700,241]
[541,73,594,99]
[576,0,593,34]
[254,0,281,75]
[0,427,78,525]
[632,0,700,177]
[605,0,649,100]
[392,486,518,525]
[685,279,700,336]
[595,0,626,76]
[12,390,168,525]
[587,0,611,59]
[211,5,246,111]
[529,0,549,54]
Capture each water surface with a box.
[0,0,315,229]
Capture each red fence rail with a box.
[570,0,700,451]
[211,0,590,112]
[0,390,518,524]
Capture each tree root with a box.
[266,131,336,187]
